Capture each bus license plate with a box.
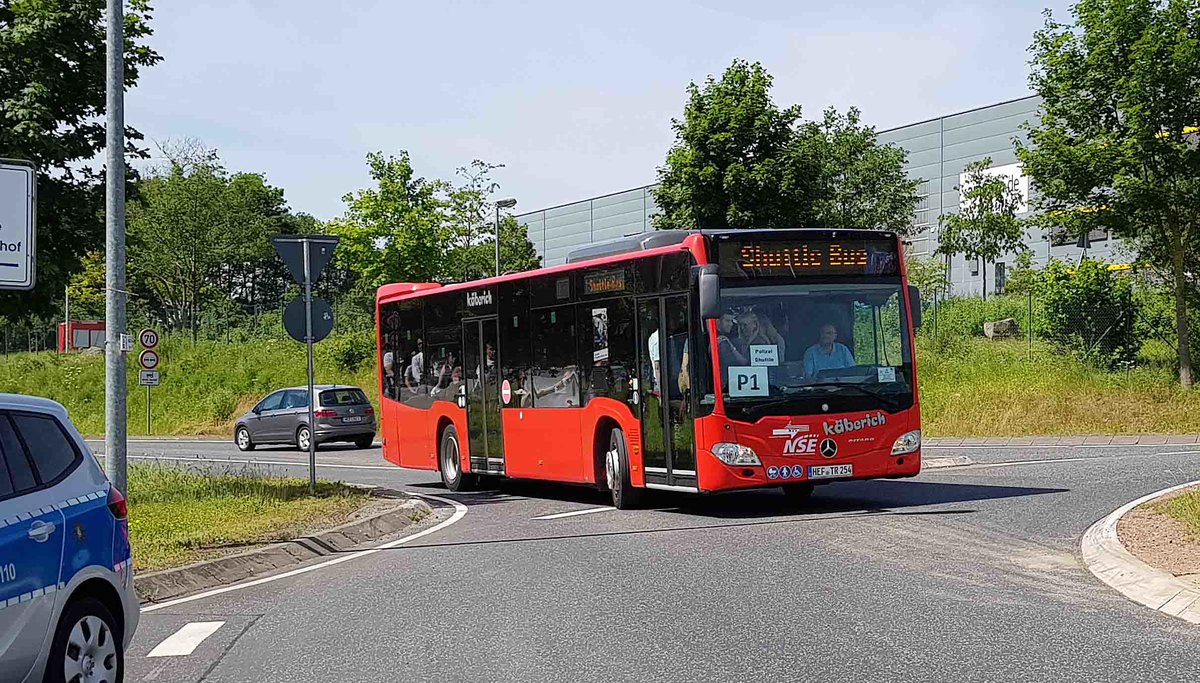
[342,416,364,424]
[809,464,852,480]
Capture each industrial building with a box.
[516,95,1121,296]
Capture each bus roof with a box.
[376,227,898,304]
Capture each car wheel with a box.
[235,426,255,452]
[353,435,374,449]
[45,596,122,683]
[606,426,643,510]
[782,482,815,504]
[439,425,475,491]
[296,425,313,452]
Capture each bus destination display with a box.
[718,239,899,278]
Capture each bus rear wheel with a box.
[605,426,643,510]
[439,425,476,491]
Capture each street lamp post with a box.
[495,198,517,277]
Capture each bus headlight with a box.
[712,443,761,466]
[891,430,922,456]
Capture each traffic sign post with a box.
[0,160,36,291]
[138,329,160,435]
[271,235,340,494]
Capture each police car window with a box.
[0,414,37,493]
[258,392,285,412]
[11,413,79,484]
[284,390,309,410]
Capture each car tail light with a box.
[363,407,375,416]
[314,409,337,418]
[107,487,128,519]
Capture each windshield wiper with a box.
[796,382,902,411]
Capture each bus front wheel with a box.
[439,425,476,491]
[605,426,643,510]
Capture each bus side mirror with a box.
[908,285,923,329]
[698,265,721,320]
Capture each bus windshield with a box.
[700,282,914,419]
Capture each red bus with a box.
[376,228,923,508]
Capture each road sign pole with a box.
[303,239,316,495]
[104,0,127,496]
[146,385,151,435]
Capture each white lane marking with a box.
[534,506,615,520]
[141,492,468,613]
[924,443,1185,450]
[146,621,225,657]
[106,454,399,471]
[959,456,1099,469]
[1158,450,1200,456]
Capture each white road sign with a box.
[0,160,36,291]
[139,370,160,386]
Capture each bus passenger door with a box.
[637,295,697,491]
[462,317,504,476]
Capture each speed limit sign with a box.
[139,328,159,349]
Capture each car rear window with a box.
[320,389,369,407]
[11,413,80,484]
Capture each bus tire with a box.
[439,425,475,491]
[782,482,815,504]
[605,426,643,510]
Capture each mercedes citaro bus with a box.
[376,228,923,508]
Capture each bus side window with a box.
[531,305,577,407]
[579,298,634,405]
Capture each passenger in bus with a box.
[383,352,397,399]
[735,310,786,361]
[678,310,744,394]
[803,323,856,378]
[405,339,425,392]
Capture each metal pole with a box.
[494,204,501,277]
[64,285,70,352]
[104,0,128,495]
[146,385,151,435]
[303,240,316,494]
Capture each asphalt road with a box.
[90,438,1200,682]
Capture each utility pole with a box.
[64,286,70,352]
[104,0,128,495]
[494,198,517,277]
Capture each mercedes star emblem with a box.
[820,438,838,458]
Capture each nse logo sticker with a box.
[771,423,819,455]
[823,411,887,436]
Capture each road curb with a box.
[135,494,432,604]
[1081,480,1200,624]
[922,455,973,469]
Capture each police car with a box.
[0,394,137,683]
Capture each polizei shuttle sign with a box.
[0,160,36,291]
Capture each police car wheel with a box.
[782,483,815,503]
[296,426,312,452]
[235,426,255,452]
[47,596,122,683]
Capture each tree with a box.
[126,146,295,340]
[0,0,161,319]
[653,59,919,233]
[328,152,542,310]
[443,160,541,280]
[937,158,1027,299]
[325,151,450,297]
[799,107,922,233]
[1016,0,1200,387]
[653,60,809,230]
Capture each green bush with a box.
[323,330,377,372]
[1039,259,1135,369]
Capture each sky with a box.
[127,0,1074,221]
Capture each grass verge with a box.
[917,337,1200,436]
[127,462,370,572]
[1155,488,1200,540]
